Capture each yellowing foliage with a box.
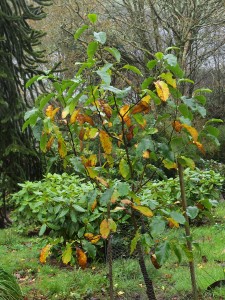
[40,244,52,264]
[99,130,112,154]
[154,81,170,102]
[76,247,87,269]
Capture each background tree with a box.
[0,0,51,226]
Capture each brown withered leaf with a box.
[150,254,161,269]
[172,120,182,133]
[76,247,87,269]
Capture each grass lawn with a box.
[0,202,224,299]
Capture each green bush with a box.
[141,168,224,222]
[11,173,104,260]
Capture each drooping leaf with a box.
[58,138,67,158]
[154,81,170,102]
[178,156,195,169]
[99,130,112,154]
[100,219,110,239]
[40,244,52,264]
[123,64,143,76]
[87,41,98,59]
[181,124,198,142]
[150,254,161,269]
[40,132,48,152]
[147,60,157,69]
[62,243,72,265]
[132,205,153,217]
[155,241,170,265]
[172,120,182,132]
[84,233,101,244]
[70,109,80,124]
[46,136,54,151]
[164,54,177,66]
[130,230,140,254]
[104,47,121,62]
[193,141,205,154]
[45,105,60,120]
[100,188,114,205]
[131,95,151,114]
[163,159,177,169]
[76,247,87,269]
[119,158,130,179]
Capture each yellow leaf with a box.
[99,100,112,118]
[70,109,80,124]
[100,219,110,239]
[154,80,170,102]
[84,233,101,244]
[76,247,87,269]
[46,136,54,151]
[46,105,60,120]
[86,167,98,179]
[143,150,150,159]
[172,120,182,133]
[91,199,97,211]
[193,141,205,154]
[181,124,198,142]
[163,159,177,169]
[117,291,125,296]
[61,106,70,119]
[99,130,112,154]
[96,176,109,187]
[58,138,67,158]
[111,190,119,204]
[167,217,179,228]
[132,205,153,217]
[120,104,131,127]
[160,72,176,88]
[132,95,151,114]
[62,243,72,265]
[40,244,52,264]
[88,128,99,139]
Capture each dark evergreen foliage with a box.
[0,0,51,226]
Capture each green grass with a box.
[0,202,225,299]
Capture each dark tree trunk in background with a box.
[0,0,51,226]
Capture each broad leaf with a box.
[132,205,153,217]
[170,211,185,224]
[105,47,121,62]
[186,206,199,219]
[76,247,87,269]
[154,81,170,102]
[87,41,98,59]
[88,14,98,24]
[100,219,110,239]
[123,64,143,76]
[94,31,107,45]
[99,130,112,154]
[159,72,176,88]
[155,241,170,265]
[40,244,52,264]
[130,230,140,254]
[119,159,130,179]
[62,243,72,264]
[74,25,89,40]
[58,138,67,158]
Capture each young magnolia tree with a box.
[24,15,221,300]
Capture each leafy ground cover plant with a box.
[22,14,222,299]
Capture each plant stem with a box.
[178,163,198,300]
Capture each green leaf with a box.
[119,159,130,179]
[40,93,55,110]
[205,118,223,125]
[155,241,170,265]
[109,218,117,232]
[205,126,220,138]
[74,25,89,40]
[82,240,96,259]
[178,156,195,169]
[193,88,212,95]
[178,104,193,120]
[170,211,185,224]
[26,75,41,88]
[58,208,69,218]
[123,65,143,76]
[167,64,184,78]
[70,210,77,223]
[72,204,86,213]
[136,138,154,156]
[155,52,164,60]
[145,90,161,105]
[164,54,177,66]
[172,244,182,263]
[70,157,86,174]
[39,224,47,236]
[96,63,113,85]
[101,85,131,98]
[147,60,157,69]
[186,206,199,219]
[194,95,206,105]
[87,41,98,58]
[40,133,48,152]
[105,47,121,62]
[165,46,180,52]
[94,31,107,45]
[62,243,72,264]
[141,77,154,89]
[178,78,194,84]
[150,217,166,237]
[24,108,39,121]
[117,182,130,197]
[88,14,98,24]
[100,188,114,206]
[130,230,140,254]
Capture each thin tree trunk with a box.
[178,163,198,300]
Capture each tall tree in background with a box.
[0,0,51,226]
